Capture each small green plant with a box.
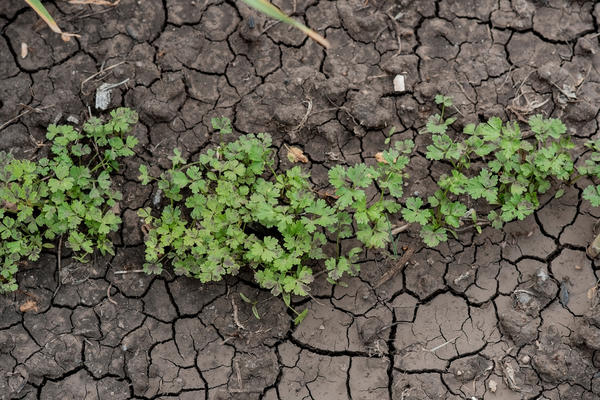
[239,292,261,320]
[138,118,412,298]
[577,139,600,206]
[0,108,138,293]
[404,95,575,246]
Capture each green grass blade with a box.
[25,0,61,33]
[240,0,330,48]
[24,0,79,41]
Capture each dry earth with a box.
[1,0,600,399]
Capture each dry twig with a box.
[113,269,145,275]
[69,0,121,5]
[385,12,403,55]
[424,336,459,352]
[52,235,63,298]
[107,283,117,305]
[390,223,410,235]
[231,298,246,330]
[0,104,53,132]
[80,61,127,94]
[375,246,416,288]
[289,98,313,136]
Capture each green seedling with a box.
[239,292,261,320]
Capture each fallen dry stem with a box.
[289,98,313,135]
[52,235,63,299]
[107,283,117,305]
[0,104,53,132]
[69,0,121,5]
[113,269,145,275]
[80,61,127,94]
[424,336,459,352]
[232,298,246,330]
[375,246,416,288]
[390,223,410,235]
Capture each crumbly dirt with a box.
[1,0,600,399]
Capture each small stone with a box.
[393,75,406,92]
[95,83,112,110]
[575,265,582,270]
[521,355,530,364]
[516,292,532,305]
[488,379,497,392]
[536,268,549,282]
[319,324,325,330]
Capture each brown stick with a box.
[107,283,117,305]
[52,235,63,298]
[80,61,126,94]
[0,105,53,132]
[374,246,416,289]
[231,298,246,330]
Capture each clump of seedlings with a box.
[137,117,412,307]
[0,108,138,293]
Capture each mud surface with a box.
[1,0,600,399]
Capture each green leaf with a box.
[420,226,447,247]
[239,292,252,304]
[477,117,502,141]
[126,135,138,149]
[97,171,111,190]
[466,169,498,203]
[55,162,70,180]
[138,164,151,185]
[293,308,309,325]
[346,164,376,188]
[171,171,189,189]
[441,201,466,229]
[487,210,503,229]
[402,197,431,225]
[426,116,448,134]
[252,305,261,320]
[380,173,404,198]
[169,149,186,168]
[583,185,600,207]
[110,108,138,133]
[435,94,453,107]
[335,186,355,209]
[211,117,232,135]
[425,145,445,160]
[328,165,346,188]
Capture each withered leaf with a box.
[286,145,308,163]
[587,286,597,300]
[375,152,387,164]
[19,300,38,313]
[1,200,18,212]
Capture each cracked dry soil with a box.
[1,0,600,399]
